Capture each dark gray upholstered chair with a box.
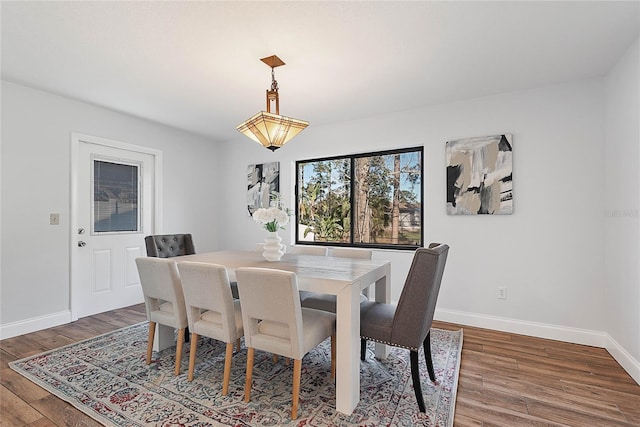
[360,243,449,413]
[145,234,196,258]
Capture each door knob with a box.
[78,241,86,247]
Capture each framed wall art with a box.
[247,161,280,215]
[446,134,513,215]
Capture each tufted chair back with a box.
[145,234,196,258]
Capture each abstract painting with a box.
[446,134,513,215]
[247,161,280,215]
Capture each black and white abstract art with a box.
[446,134,513,215]
[247,161,280,215]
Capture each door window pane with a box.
[93,160,140,233]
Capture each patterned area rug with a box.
[10,323,462,426]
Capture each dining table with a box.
[153,250,391,416]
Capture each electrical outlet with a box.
[497,287,507,300]
[50,213,60,225]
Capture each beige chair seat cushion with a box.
[252,307,334,357]
[150,301,187,329]
[192,300,243,342]
[300,308,336,353]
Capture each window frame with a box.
[295,146,424,251]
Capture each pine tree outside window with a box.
[295,147,423,250]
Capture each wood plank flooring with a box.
[2,304,639,426]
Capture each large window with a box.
[296,146,423,250]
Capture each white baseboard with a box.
[435,308,639,385]
[606,335,640,385]
[435,308,608,346]
[435,309,608,348]
[0,310,72,340]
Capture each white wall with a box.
[219,78,608,345]
[2,58,638,382]
[0,81,222,334]
[604,37,640,381]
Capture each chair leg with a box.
[236,338,241,353]
[244,347,255,402]
[292,359,302,420]
[410,350,426,413]
[146,322,156,365]
[222,342,234,395]
[174,328,185,376]
[330,334,336,380]
[187,333,199,381]
[423,331,436,382]
[360,338,367,361]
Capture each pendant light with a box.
[236,55,309,151]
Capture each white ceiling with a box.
[2,1,639,143]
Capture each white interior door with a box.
[71,133,161,320]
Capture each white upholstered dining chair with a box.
[289,245,328,256]
[135,257,189,376]
[235,267,336,420]
[176,261,243,394]
[330,247,373,259]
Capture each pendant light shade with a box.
[236,55,308,151]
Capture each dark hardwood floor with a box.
[2,304,639,426]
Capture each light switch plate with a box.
[50,213,60,225]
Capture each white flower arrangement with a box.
[252,192,291,232]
